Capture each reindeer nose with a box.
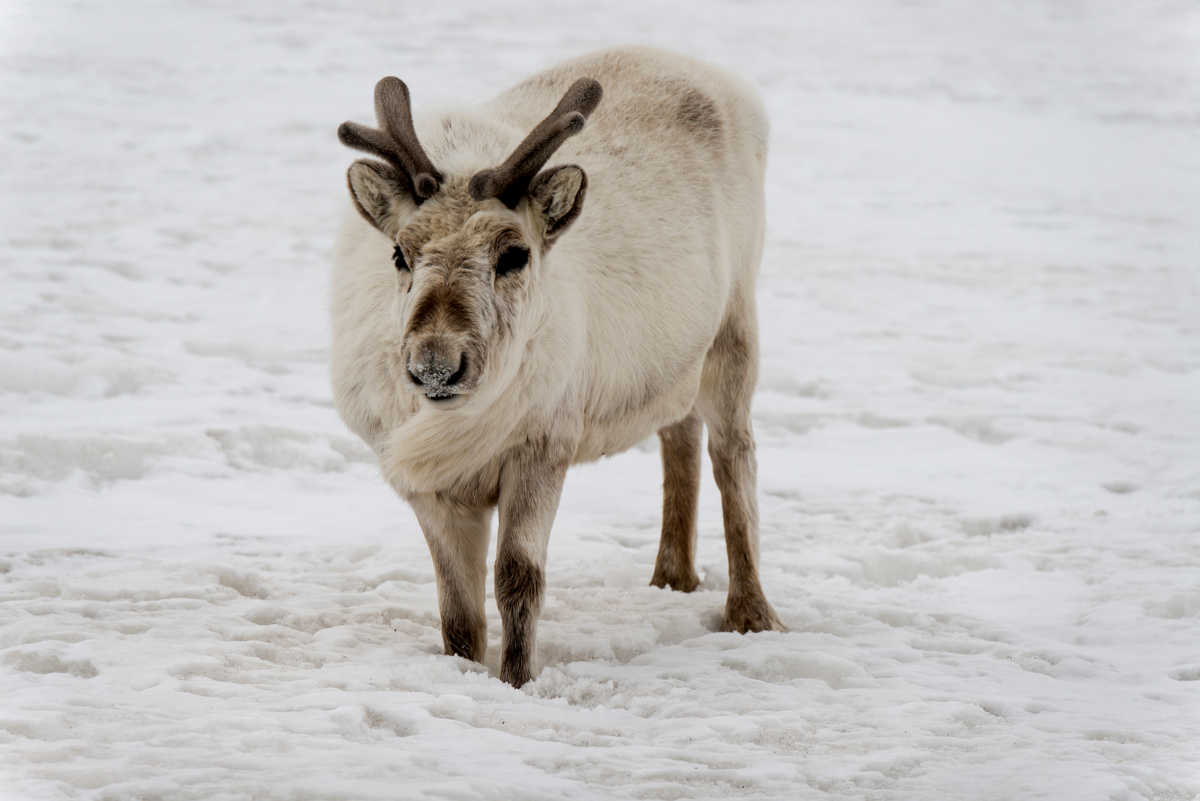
[407,349,467,397]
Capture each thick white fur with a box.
[330,46,768,497]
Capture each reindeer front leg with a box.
[495,442,568,687]
[407,494,491,663]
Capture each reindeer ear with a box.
[346,160,415,236]
[528,165,586,245]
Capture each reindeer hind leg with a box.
[696,307,784,633]
[651,410,703,592]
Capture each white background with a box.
[2,1,1198,798]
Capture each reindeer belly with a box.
[573,360,703,463]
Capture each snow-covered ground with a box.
[3,1,1198,798]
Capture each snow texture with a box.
[2,1,1199,799]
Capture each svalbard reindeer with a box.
[331,47,783,687]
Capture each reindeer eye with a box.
[495,246,529,277]
[392,245,409,273]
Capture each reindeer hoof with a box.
[441,621,486,663]
[500,661,533,688]
[650,567,700,593]
[721,593,786,633]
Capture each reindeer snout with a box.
[407,343,468,399]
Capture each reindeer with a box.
[331,46,783,687]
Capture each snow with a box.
[2,0,1199,798]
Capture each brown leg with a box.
[650,411,702,592]
[407,494,491,662]
[495,439,570,687]
[697,310,785,633]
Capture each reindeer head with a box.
[337,77,602,407]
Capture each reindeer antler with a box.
[469,78,603,208]
[338,77,443,200]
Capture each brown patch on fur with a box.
[676,88,723,145]
[406,285,476,336]
[441,615,486,660]
[707,313,757,370]
[404,290,441,334]
[435,584,486,661]
[650,412,702,592]
[439,295,475,332]
[495,554,544,610]
[494,554,543,687]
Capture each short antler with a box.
[469,78,603,208]
[338,77,443,200]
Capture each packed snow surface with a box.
[2,1,1198,799]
